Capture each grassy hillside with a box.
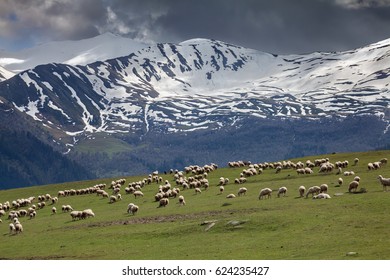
[0,150,389,260]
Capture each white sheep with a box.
[178,195,186,206]
[237,187,247,196]
[127,203,139,215]
[9,223,16,234]
[159,198,169,207]
[226,193,236,199]
[313,193,331,199]
[195,187,202,194]
[277,186,287,198]
[51,207,57,214]
[70,210,82,220]
[14,222,23,234]
[298,186,306,198]
[258,188,272,200]
[338,177,343,186]
[319,184,328,193]
[378,175,390,192]
[133,190,144,199]
[109,195,117,203]
[348,180,359,193]
[306,186,320,198]
[219,185,224,194]
[82,209,95,219]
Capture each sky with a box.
[1,0,390,54]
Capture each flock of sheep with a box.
[1,155,389,236]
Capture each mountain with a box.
[0,65,14,81]
[0,33,147,73]
[0,36,389,185]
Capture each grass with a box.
[74,133,133,155]
[0,150,390,259]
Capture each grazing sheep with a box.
[219,185,224,194]
[109,195,118,203]
[9,223,16,234]
[277,186,287,198]
[258,188,272,200]
[319,184,328,193]
[378,175,390,192]
[82,209,95,219]
[226,193,236,198]
[298,186,306,198]
[178,195,186,206]
[70,210,83,220]
[133,190,144,199]
[305,186,320,198]
[313,193,331,199]
[127,203,139,215]
[62,205,73,212]
[159,198,169,207]
[348,180,359,193]
[195,187,202,194]
[237,187,247,196]
[353,176,361,182]
[353,158,359,166]
[51,207,57,214]
[338,177,343,186]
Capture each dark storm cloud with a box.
[1,0,390,53]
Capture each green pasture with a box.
[0,150,389,259]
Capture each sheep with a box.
[378,175,390,192]
[298,186,306,198]
[277,186,287,198]
[159,198,169,207]
[81,209,95,219]
[195,187,202,194]
[306,186,320,198]
[313,193,331,199]
[14,222,23,234]
[70,210,83,220]
[319,184,328,193]
[9,223,16,234]
[353,176,361,182]
[51,197,58,204]
[0,218,2,223]
[219,185,224,194]
[258,188,272,200]
[29,211,36,219]
[226,193,236,198]
[51,207,57,214]
[237,187,247,196]
[353,158,359,166]
[109,195,118,203]
[133,190,144,199]
[367,162,375,170]
[127,203,139,215]
[62,205,73,212]
[338,177,343,187]
[348,180,359,193]
[178,195,186,206]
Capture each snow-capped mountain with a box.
[1,36,390,184]
[0,33,147,73]
[0,65,14,81]
[1,37,389,137]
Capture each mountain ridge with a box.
[0,35,389,186]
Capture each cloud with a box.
[0,0,390,53]
[334,0,390,9]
